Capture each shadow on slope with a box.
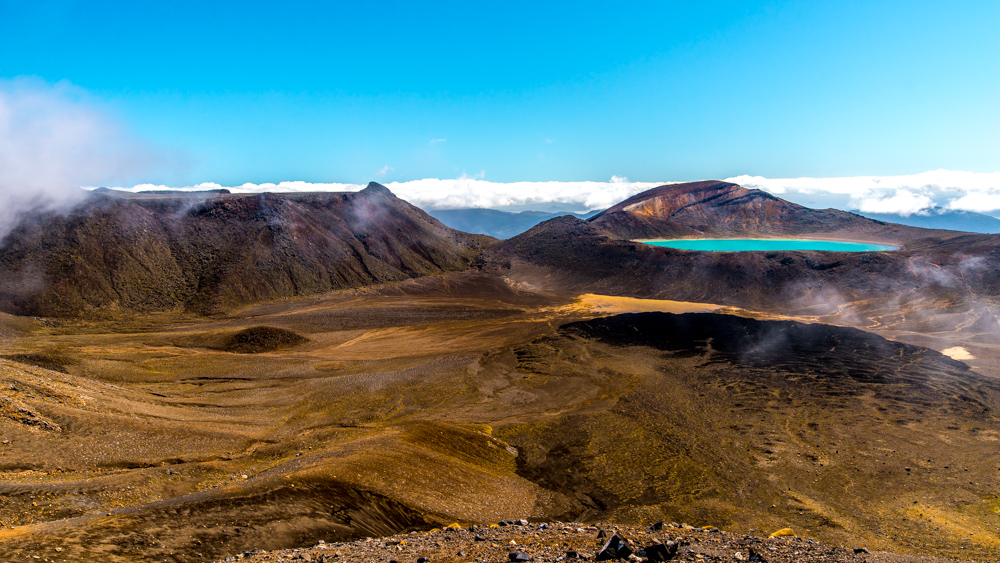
[498,313,1000,559]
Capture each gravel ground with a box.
[215,521,984,563]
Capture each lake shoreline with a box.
[636,237,900,252]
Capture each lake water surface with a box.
[641,238,899,252]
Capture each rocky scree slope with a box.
[221,521,962,563]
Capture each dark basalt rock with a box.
[556,312,1000,419]
[639,542,677,562]
[562,312,974,388]
[595,533,633,561]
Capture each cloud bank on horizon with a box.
[112,176,667,213]
[108,170,1000,217]
[729,170,1000,217]
[4,80,996,219]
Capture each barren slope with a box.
[0,183,493,316]
[589,181,956,245]
[0,277,997,561]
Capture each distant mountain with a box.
[485,181,999,313]
[0,183,493,316]
[425,208,599,239]
[588,180,952,244]
[856,208,1000,234]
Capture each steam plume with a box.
[0,79,154,235]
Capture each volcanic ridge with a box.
[0,182,491,316]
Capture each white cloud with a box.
[728,170,1000,196]
[854,190,935,216]
[946,191,1000,213]
[105,175,665,212]
[389,175,663,211]
[429,138,446,145]
[102,170,1000,216]
[727,170,1000,216]
[375,165,393,177]
[0,78,156,233]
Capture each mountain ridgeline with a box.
[588,180,949,243]
[2,179,998,318]
[0,183,492,316]
[485,181,1000,315]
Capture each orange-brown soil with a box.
[0,272,997,562]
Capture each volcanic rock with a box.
[638,542,676,562]
[595,533,632,561]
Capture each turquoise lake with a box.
[641,238,899,252]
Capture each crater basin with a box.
[640,238,899,252]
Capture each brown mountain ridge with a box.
[0,183,492,317]
[589,180,957,244]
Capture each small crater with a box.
[219,326,309,354]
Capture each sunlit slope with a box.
[589,180,957,244]
[0,279,564,561]
[0,280,997,560]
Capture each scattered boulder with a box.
[638,542,676,562]
[596,533,633,561]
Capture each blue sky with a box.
[0,1,998,192]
